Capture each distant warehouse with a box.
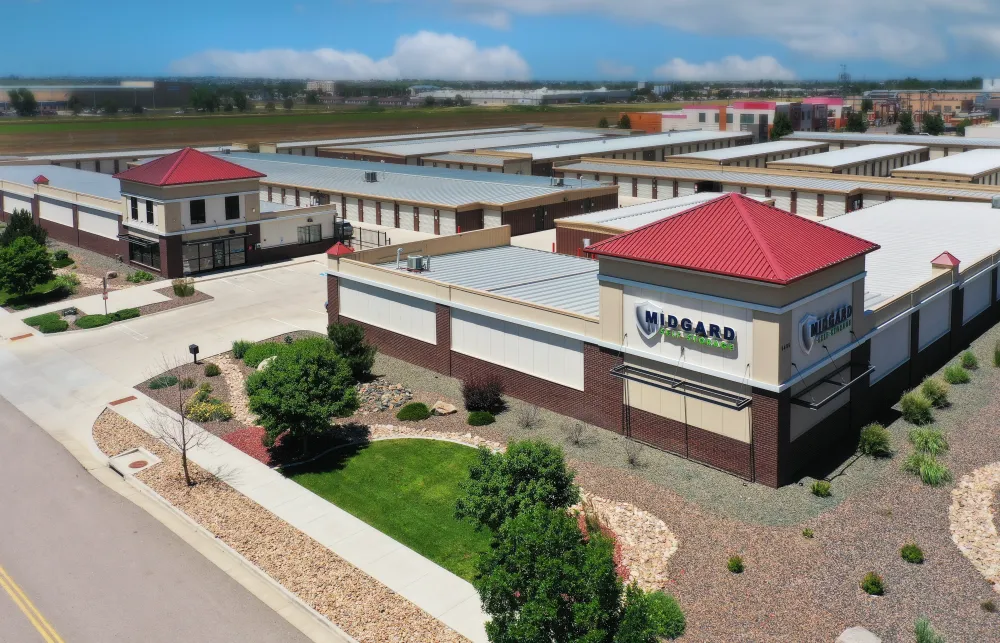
[784,132,1000,160]
[766,144,928,177]
[667,140,830,168]
[890,149,1000,185]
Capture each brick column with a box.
[582,344,623,434]
[159,235,182,278]
[435,305,452,376]
[949,285,965,353]
[751,388,791,488]
[72,204,80,246]
[907,309,921,388]
[32,194,40,224]
[327,274,340,326]
[0,191,5,222]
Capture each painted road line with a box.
[271,318,302,330]
[306,309,328,316]
[222,278,255,293]
[115,324,147,342]
[0,564,65,643]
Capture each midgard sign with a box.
[798,304,853,354]
[635,301,737,351]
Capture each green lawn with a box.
[0,278,67,308]
[287,439,490,581]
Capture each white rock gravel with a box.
[949,461,1000,592]
[208,355,256,426]
[93,410,466,643]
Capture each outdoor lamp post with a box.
[189,344,199,364]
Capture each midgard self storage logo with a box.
[798,304,853,354]
[635,301,737,351]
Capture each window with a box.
[182,238,245,274]
[128,240,160,269]
[726,114,734,124]
[740,114,755,124]
[297,224,322,244]
[189,199,206,224]
[698,113,706,123]
[145,200,154,224]
[714,113,720,123]
[224,195,240,220]
[130,197,138,220]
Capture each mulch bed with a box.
[139,287,213,316]
[138,361,239,439]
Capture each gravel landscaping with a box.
[93,409,466,643]
[47,239,162,298]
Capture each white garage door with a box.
[870,316,911,383]
[963,269,992,323]
[918,294,951,350]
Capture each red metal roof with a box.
[113,148,265,186]
[931,251,960,267]
[33,175,49,185]
[326,242,354,256]
[586,193,879,285]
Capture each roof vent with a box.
[993,195,1000,209]
[364,171,379,183]
[406,255,430,272]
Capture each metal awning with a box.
[610,363,752,411]
[117,233,158,247]
[790,362,875,409]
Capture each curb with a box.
[192,257,321,284]
[14,295,215,338]
[118,470,358,643]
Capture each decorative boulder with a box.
[106,271,118,280]
[432,401,457,415]
[256,355,277,372]
[836,627,881,643]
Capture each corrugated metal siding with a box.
[340,280,437,344]
[798,192,818,217]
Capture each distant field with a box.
[0,102,699,155]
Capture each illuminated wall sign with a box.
[798,304,852,354]
[635,301,736,351]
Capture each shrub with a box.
[172,278,195,297]
[189,382,213,404]
[921,378,950,408]
[232,339,253,359]
[515,404,542,430]
[943,364,970,385]
[900,390,934,425]
[38,318,68,333]
[908,428,949,456]
[327,322,377,382]
[468,411,495,426]
[961,350,979,370]
[645,590,686,639]
[75,314,112,329]
[982,599,996,613]
[903,452,953,486]
[901,543,924,564]
[858,423,892,458]
[802,528,815,539]
[284,334,294,344]
[861,572,884,596]
[126,270,155,283]
[0,210,47,248]
[624,438,644,468]
[456,440,579,533]
[727,555,745,574]
[23,312,60,327]
[0,237,54,298]
[396,402,431,421]
[53,249,69,261]
[204,363,221,377]
[148,374,179,390]
[994,341,1000,368]
[110,308,140,321]
[914,617,945,643]
[811,480,832,498]
[242,342,286,367]
[53,273,80,295]
[462,374,506,414]
[186,400,234,422]
[180,377,195,390]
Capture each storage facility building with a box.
[890,149,1000,185]
[766,144,927,176]
[668,140,830,168]
[420,152,530,174]
[784,132,1000,159]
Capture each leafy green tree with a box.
[922,112,945,136]
[957,117,972,136]
[424,96,436,107]
[190,87,220,113]
[305,90,320,105]
[598,116,610,128]
[897,111,916,135]
[846,111,868,133]
[8,88,38,116]
[232,90,249,112]
[283,97,295,110]
[475,504,625,643]
[101,100,119,115]
[769,112,794,140]
[246,337,358,449]
[0,210,47,248]
[265,101,276,112]
[861,98,874,112]
[456,440,579,533]
[618,113,632,130]
[131,104,144,115]
[67,95,84,115]
[327,322,377,382]
[0,237,53,297]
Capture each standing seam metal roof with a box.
[786,132,1000,149]
[767,144,926,168]
[325,130,603,157]
[421,153,512,166]
[493,130,752,160]
[889,149,1000,176]
[0,164,121,201]
[671,140,828,162]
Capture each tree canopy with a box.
[0,237,53,297]
[8,88,38,116]
[598,116,609,128]
[922,112,945,136]
[0,210,48,248]
[845,111,868,133]
[618,114,631,130]
[957,118,972,137]
[769,112,794,140]
[896,111,916,135]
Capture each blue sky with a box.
[5,0,1000,81]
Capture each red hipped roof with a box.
[326,242,354,256]
[586,193,879,285]
[931,251,960,267]
[113,148,265,186]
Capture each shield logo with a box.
[799,314,818,354]
[635,300,663,340]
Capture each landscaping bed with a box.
[92,410,465,643]
[23,286,213,334]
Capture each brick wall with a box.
[38,216,77,245]
[751,388,789,487]
[327,274,340,324]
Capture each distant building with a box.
[306,80,336,94]
[409,87,631,106]
[0,80,192,111]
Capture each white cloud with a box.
[950,24,1000,53]
[448,0,991,64]
[464,9,511,29]
[597,60,635,78]
[169,31,530,80]
[654,55,795,81]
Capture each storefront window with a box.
[297,224,322,244]
[182,237,246,274]
[128,240,160,269]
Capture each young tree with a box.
[922,112,945,136]
[424,96,437,107]
[305,90,320,105]
[265,101,276,112]
[282,97,295,110]
[861,98,874,113]
[232,90,249,112]
[957,117,972,136]
[846,111,868,133]
[598,116,610,128]
[67,95,84,115]
[327,322,376,382]
[147,359,211,487]
[897,111,916,135]
[245,337,358,450]
[618,113,632,130]
[101,100,119,115]
[8,88,39,117]
[456,440,579,533]
[0,209,47,247]
[0,237,53,297]
[769,112,794,140]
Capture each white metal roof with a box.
[421,153,512,166]
[768,144,927,169]
[275,126,535,149]
[493,131,753,161]
[323,129,603,157]
[559,159,1000,201]
[0,164,120,201]
[376,245,600,316]
[22,146,227,163]
[670,140,828,163]
[786,132,1000,149]
[822,199,1000,304]
[558,192,766,230]
[260,201,296,213]
[890,149,1000,177]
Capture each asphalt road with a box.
[0,395,310,643]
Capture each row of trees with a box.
[597,115,631,129]
[456,441,685,642]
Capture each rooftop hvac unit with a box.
[552,177,565,187]
[406,255,431,271]
[364,171,379,183]
[993,195,1000,209]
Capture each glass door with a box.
[213,241,226,269]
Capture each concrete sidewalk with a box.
[111,394,488,643]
